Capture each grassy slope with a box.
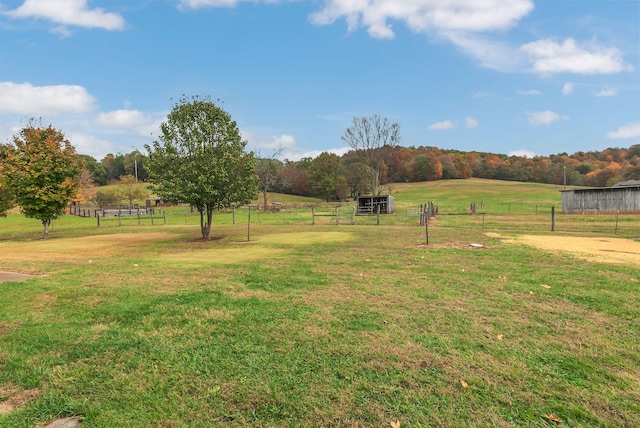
[0,179,638,427]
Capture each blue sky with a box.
[0,0,638,161]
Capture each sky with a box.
[0,0,639,161]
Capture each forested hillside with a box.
[85,144,640,202]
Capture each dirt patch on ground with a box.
[0,271,45,283]
[487,233,640,267]
[0,385,41,414]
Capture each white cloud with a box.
[93,109,163,137]
[520,38,633,76]
[509,149,536,158]
[527,110,567,126]
[518,89,542,96]
[606,122,640,139]
[464,117,478,129]
[562,82,574,95]
[6,0,126,31]
[428,120,454,130]
[595,86,617,97]
[309,0,533,39]
[66,131,117,159]
[178,0,287,10]
[241,129,349,161]
[0,81,96,116]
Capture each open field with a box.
[1,179,639,427]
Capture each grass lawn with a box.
[0,180,639,427]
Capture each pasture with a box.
[1,179,639,427]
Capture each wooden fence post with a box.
[336,207,339,225]
[97,214,100,228]
[425,213,429,245]
[247,206,251,241]
[551,206,555,232]
[312,207,315,225]
[376,205,380,225]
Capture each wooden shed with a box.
[356,195,395,215]
[560,184,640,213]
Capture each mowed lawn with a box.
[1,182,639,427]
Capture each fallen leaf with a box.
[499,275,507,281]
[460,379,468,388]
[544,414,563,423]
[390,421,401,428]
[598,270,605,274]
[540,284,551,289]
[134,264,139,267]
[496,334,503,341]
[631,278,638,282]
[529,291,534,295]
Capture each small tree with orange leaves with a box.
[5,122,82,238]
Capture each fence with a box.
[3,202,639,238]
[428,209,640,236]
[96,210,167,228]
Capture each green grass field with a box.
[1,179,639,427]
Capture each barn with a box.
[560,183,640,213]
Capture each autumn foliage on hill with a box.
[255,144,640,200]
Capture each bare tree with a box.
[255,146,283,211]
[341,115,400,196]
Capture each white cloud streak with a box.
[0,81,96,116]
[428,120,454,130]
[606,122,640,139]
[595,86,616,97]
[520,38,633,76]
[527,110,567,126]
[6,0,126,31]
[518,89,542,96]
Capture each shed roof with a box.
[560,185,640,193]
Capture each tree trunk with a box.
[42,219,51,239]
[199,207,212,239]
[263,189,268,213]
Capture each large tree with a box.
[4,123,82,237]
[145,96,258,239]
[341,115,400,196]
[308,152,347,202]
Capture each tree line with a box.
[2,101,638,238]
